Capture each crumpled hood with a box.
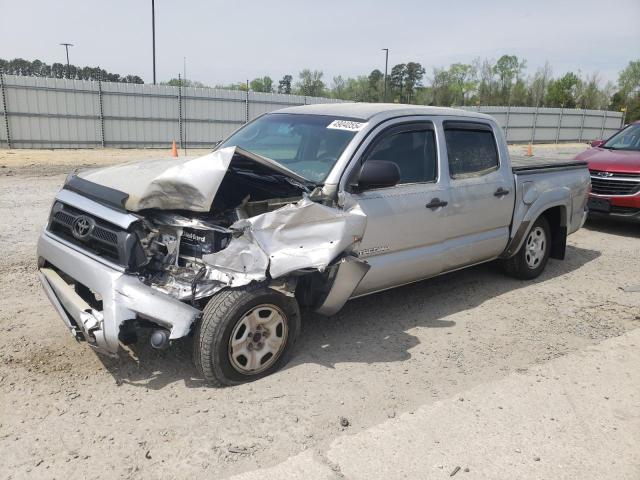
[74,146,308,212]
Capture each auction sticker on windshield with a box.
[327,120,367,131]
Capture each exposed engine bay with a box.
[61,146,369,314]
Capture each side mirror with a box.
[356,160,400,190]
[590,139,605,148]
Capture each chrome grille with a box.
[589,170,640,196]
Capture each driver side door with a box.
[347,121,450,296]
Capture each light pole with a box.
[60,43,73,78]
[151,0,156,84]
[382,48,389,103]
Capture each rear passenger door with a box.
[442,121,514,270]
[348,121,450,296]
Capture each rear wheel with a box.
[501,216,551,280]
[193,284,301,387]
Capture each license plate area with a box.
[588,197,611,213]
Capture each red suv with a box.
[575,120,640,222]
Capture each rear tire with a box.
[501,216,551,280]
[193,284,301,387]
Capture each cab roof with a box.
[275,102,494,122]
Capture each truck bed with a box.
[511,156,588,174]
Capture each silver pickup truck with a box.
[37,104,590,386]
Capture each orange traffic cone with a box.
[171,140,178,158]
[526,142,533,157]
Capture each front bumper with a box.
[588,194,640,222]
[37,231,201,355]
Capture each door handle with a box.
[494,187,510,197]
[426,198,448,210]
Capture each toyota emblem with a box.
[596,171,614,177]
[71,215,94,240]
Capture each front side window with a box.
[218,113,360,183]
[445,125,499,178]
[603,124,640,151]
[363,128,437,184]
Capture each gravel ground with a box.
[1,145,639,479]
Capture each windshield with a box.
[218,113,363,182]
[603,124,640,151]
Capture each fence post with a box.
[578,109,586,142]
[0,71,11,149]
[504,105,511,142]
[555,106,564,144]
[245,88,249,124]
[178,76,183,149]
[599,110,607,140]
[530,105,539,144]
[97,76,105,148]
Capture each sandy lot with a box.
[1,146,639,479]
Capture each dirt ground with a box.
[1,145,639,479]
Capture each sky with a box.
[1,0,638,87]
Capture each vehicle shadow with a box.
[584,217,640,238]
[99,244,600,389]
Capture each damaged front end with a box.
[38,147,369,354]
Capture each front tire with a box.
[501,216,551,280]
[193,284,301,387]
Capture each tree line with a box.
[0,58,144,83]
[218,56,639,122]
[2,56,639,121]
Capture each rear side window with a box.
[445,124,499,178]
[364,128,437,184]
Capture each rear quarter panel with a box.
[509,166,590,253]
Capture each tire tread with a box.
[193,284,299,387]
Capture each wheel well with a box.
[540,206,567,260]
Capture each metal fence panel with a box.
[0,74,625,149]
[461,106,624,144]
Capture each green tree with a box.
[528,62,552,107]
[510,78,528,106]
[618,60,640,99]
[448,63,477,105]
[0,57,143,83]
[250,76,273,93]
[368,69,384,102]
[616,60,640,121]
[389,64,406,102]
[331,75,347,99]
[277,74,293,94]
[431,67,454,106]
[545,72,580,107]
[164,78,207,87]
[477,58,496,105]
[577,73,604,109]
[493,54,526,104]
[343,76,370,101]
[404,62,425,103]
[296,69,325,97]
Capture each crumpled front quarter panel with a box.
[242,197,367,279]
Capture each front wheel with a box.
[500,216,551,280]
[193,284,301,386]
